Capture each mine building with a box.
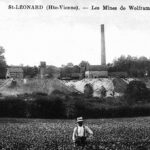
[85,65,108,78]
[59,24,108,79]
[6,67,23,79]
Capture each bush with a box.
[1,94,150,119]
[51,90,65,95]
[124,80,149,105]
[30,97,66,118]
[100,86,107,98]
[0,97,26,117]
[9,80,17,88]
[84,84,93,98]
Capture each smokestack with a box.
[101,24,106,66]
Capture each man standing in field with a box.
[72,117,93,149]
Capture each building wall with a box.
[7,72,23,79]
[6,69,23,79]
[85,71,108,78]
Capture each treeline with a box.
[108,55,150,77]
[23,56,150,79]
[0,47,7,79]
[2,45,150,79]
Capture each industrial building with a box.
[6,67,23,79]
[85,24,108,78]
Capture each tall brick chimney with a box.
[101,24,106,66]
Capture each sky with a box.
[0,0,150,67]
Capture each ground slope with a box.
[0,78,149,97]
[0,78,77,96]
[63,78,128,97]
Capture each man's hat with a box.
[77,117,84,122]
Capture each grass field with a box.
[0,117,150,150]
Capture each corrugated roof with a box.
[7,67,23,73]
[87,65,107,71]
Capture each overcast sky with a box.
[0,0,150,67]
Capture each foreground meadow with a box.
[0,117,150,149]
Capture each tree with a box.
[139,56,148,61]
[0,46,7,79]
[66,62,74,67]
[60,66,72,79]
[23,66,38,78]
[84,84,93,98]
[124,80,149,105]
[100,86,107,98]
[110,55,150,77]
[79,61,90,70]
[46,65,60,78]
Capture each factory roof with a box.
[7,67,23,73]
[87,65,107,71]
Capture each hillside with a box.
[0,78,149,97]
[0,78,76,96]
[63,78,126,97]
[63,78,150,97]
